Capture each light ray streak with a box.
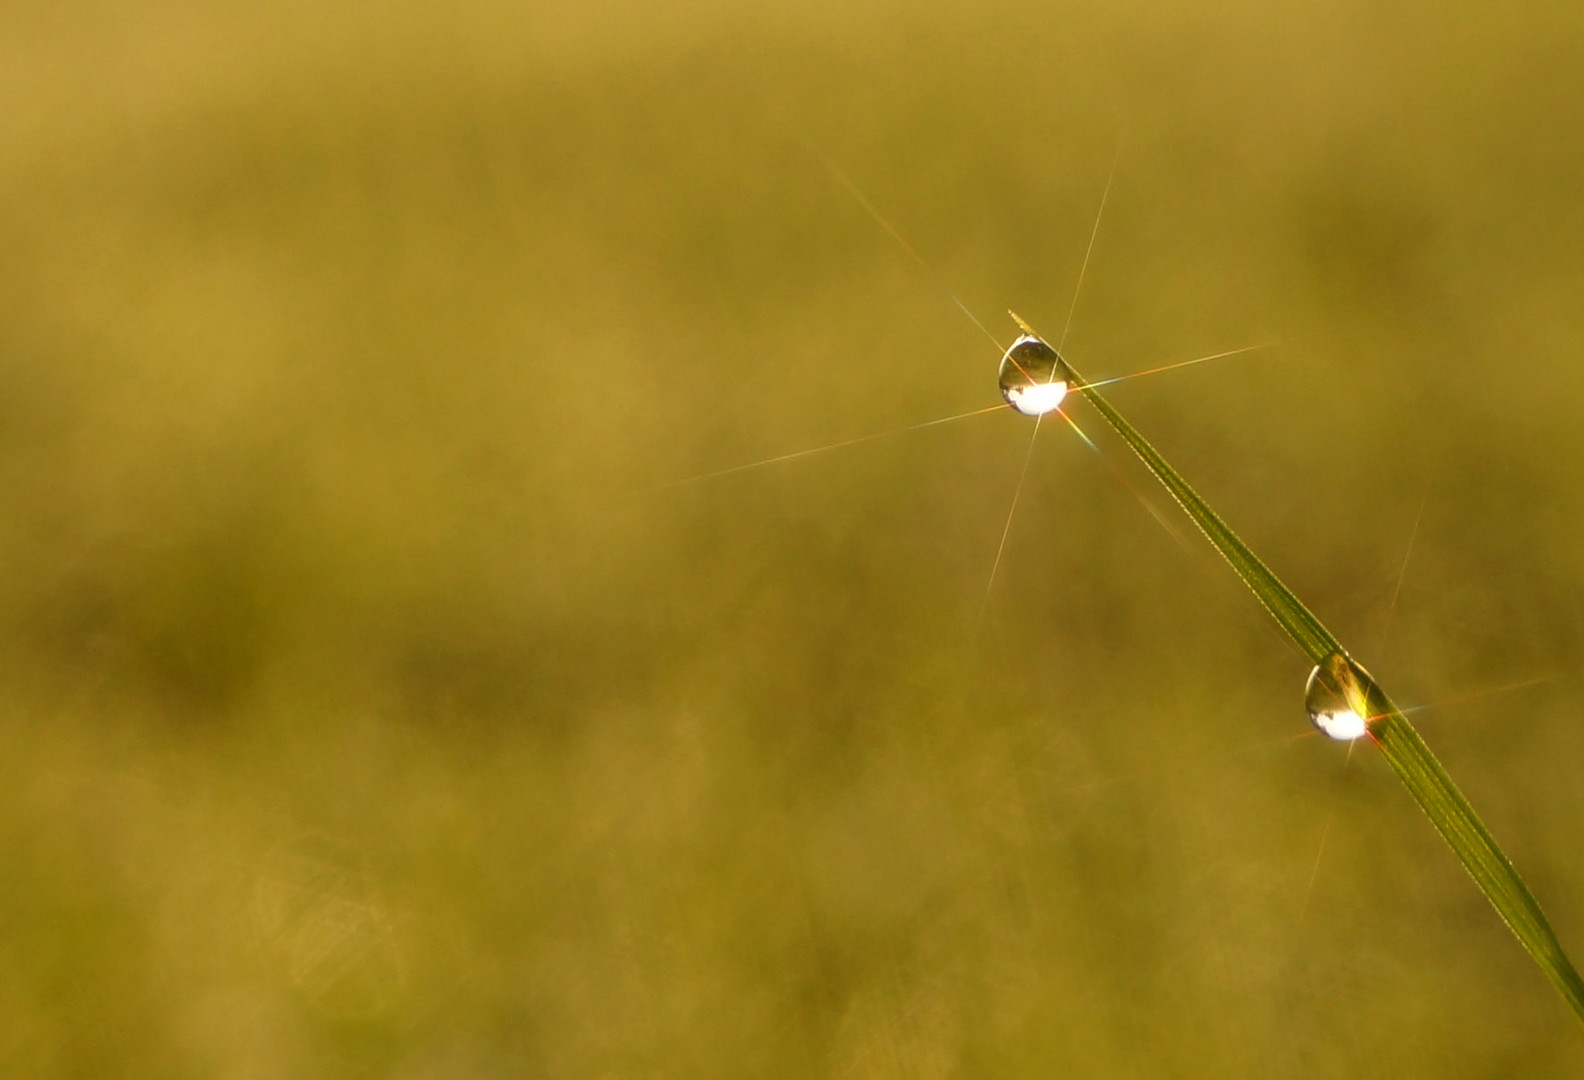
[1052,405,1096,451]
[1376,489,1429,659]
[1398,674,1563,719]
[982,417,1043,613]
[805,143,1004,354]
[658,403,1006,487]
[663,338,1269,492]
[1333,674,1561,744]
[1082,342,1276,390]
[1059,147,1119,353]
[1299,814,1335,927]
[1095,446,1187,547]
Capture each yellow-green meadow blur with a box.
[5,1,1584,1075]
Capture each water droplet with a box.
[999,335,1068,416]
[1304,653,1376,741]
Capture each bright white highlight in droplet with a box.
[1310,703,1368,741]
[1006,380,1068,416]
[998,335,1069,417]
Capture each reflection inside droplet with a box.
[1304,653,1373,741]
[999,335,1068,416]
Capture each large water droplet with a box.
[1304,653,1376,741]
[999,335,1068,416]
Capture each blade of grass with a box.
[1369,703,1584,1020]
[1030,320,1584,1025]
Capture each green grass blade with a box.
[1050,346,1584,1025]
[1370,704,1584,1018]
[1060,361,1337,665]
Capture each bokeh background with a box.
[5,1,1584,1075]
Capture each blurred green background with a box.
[4,0,1584,1075]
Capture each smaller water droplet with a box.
[999,335,1068,416]
[1304,653,1376,741]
